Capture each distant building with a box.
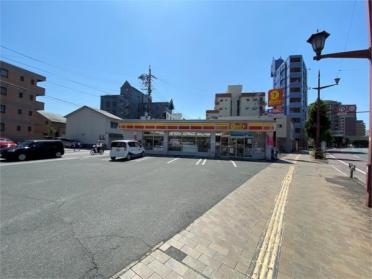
[101,81,173,119]
[271,55,308,146]
[0,60,46,142]
[324,100,357,138]
[34,111,66,138]
[65,106,124,147]
[206,85,265,119]
[355,120,366,136]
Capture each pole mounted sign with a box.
[268,88,284,107]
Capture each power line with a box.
[1,57,101,97]
[0,44,138,85]
[0,79,82,107]
[1,55,115,94]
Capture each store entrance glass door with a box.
[220,136,246,158]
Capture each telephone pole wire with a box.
[138,65,156,119]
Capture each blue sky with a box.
[1,0,369,125]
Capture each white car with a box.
[110,140,144,161]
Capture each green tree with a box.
[305,100,331,143]
[45,125,57,138]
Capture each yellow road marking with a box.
[251,162,296,279]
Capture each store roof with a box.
[37,111,66,124]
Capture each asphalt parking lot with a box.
[0,152,270,278]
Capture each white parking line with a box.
[328,153,366,174]
[230,160,237,168]
[202,159,207,166]
[0,157,77,167]
[195,159,202,166]
[331,165,348,177]
[167,158,179,164]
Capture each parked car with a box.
[1,140,65,161]
[59,138,75,148]
[0,138,16,150]
[110,140,144,161]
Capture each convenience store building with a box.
[119,118,275,160]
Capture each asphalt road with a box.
[326,148,368,183]
[0,151,270,279]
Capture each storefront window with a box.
[169,132,210,153]
[196,133,210,152]
[143,131,164,151]
[169,132,182,151]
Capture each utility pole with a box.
[138,65,156,119]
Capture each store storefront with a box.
[119,119,275,160]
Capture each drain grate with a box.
[164,246,187,262]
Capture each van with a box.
[1,140,65,161]
[110,140,144,161]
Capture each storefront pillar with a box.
[210,132,216,157]
[163,132,169,153]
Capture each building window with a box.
[19,92,23,98]
[292,118,301,123]
[20,76,24,81]
[290,67,301,73]
[290,57,301,63]
[290,87,301,93]
[0,123,4,132]
[0,68,8,78]
[0,104,5,113]
[17,125,21,131]
[31,79,35,85]
[30,95,34,101]
[28,126,32,132]
[112,102,117,107]
[295,128,301,133]
[1,86,7,96]
[290,77,301,83]
[290,107,301,113]
[18,109,22,115]
[105,101,110,107]
[290,97,301,103]
[29,111,33,116]
[110,122,118,129]
[45,121,49,125]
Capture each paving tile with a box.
[119,269,136,279]
[182,255,207,273]
[148,259,173,277]
[151,249,171,264]
[132,262,154,279]
[164,258,189,276]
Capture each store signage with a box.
[119,121,274,132]
[230,123,247,130]
[267,107,284,115]
[335,105,356,115]
[268,88,284,107]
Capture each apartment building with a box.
[0,61,46,142]
[101,81,173,119]
[271,55,308,145]
[206,85,265,119]
[324,100,358,138]
[355,120,366,136]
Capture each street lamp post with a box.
[312,71,340,158]
[306,0,372,207]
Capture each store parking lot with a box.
[0,153,270,278]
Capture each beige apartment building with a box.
[206,85,265,119]
[0,61,46,142]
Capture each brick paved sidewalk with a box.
[111,154,372,279]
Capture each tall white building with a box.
[206,85,265,119]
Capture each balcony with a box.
[34,101,45,110]
[289,72,302,78]
[34,86,45,96]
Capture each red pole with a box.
[367,0,372,207]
